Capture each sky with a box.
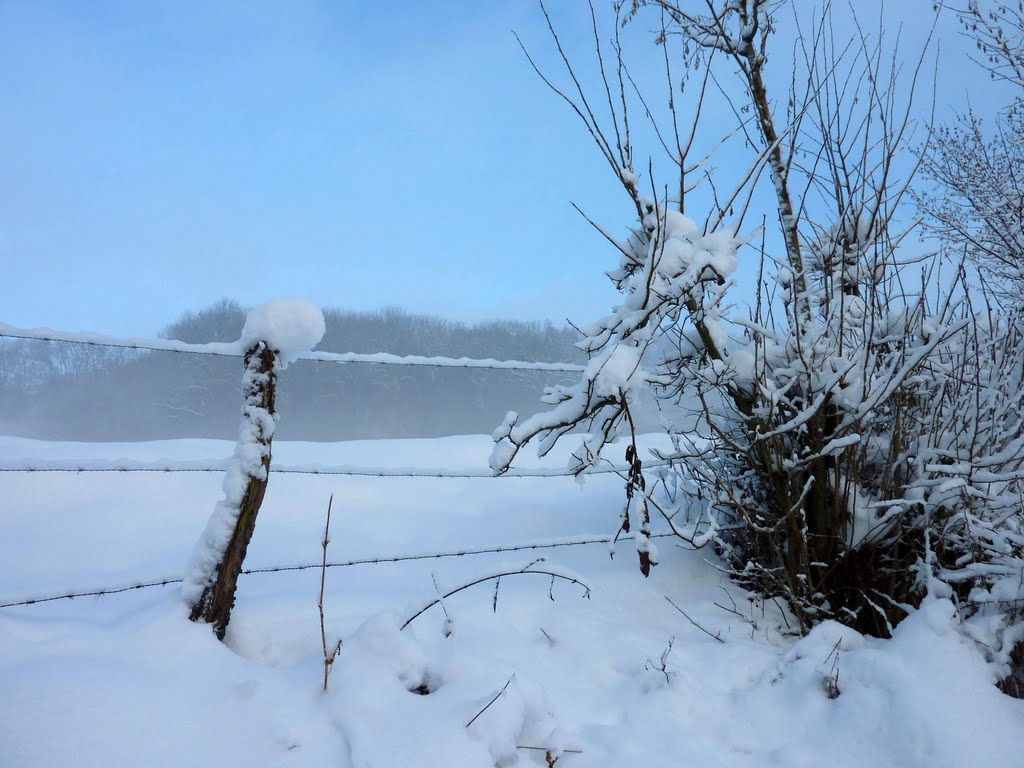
[0,0,1012,337]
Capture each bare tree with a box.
[918,2,1024,298]
[954,0,1024,88]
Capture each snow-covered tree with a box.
[494,0,1024,688]
[917,2,1024,299]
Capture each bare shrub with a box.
[494,0,1024,676]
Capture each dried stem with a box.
[665,595,724,643]
[465,675,515,728]
[319,494,341,691]
[400,563,591,632]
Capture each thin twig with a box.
[401,566,591,631]
[319,494,341,691]
[713,600,745,619]
[432,572,454,637]
[664,596,724,643]
[466,675,515,728]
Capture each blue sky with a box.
[0,0,1010,336]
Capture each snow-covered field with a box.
[2,435,1022,767]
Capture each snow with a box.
[0,321,585,372]
[3,434,1024,767]
[590,343,645,395]
[240,299,326,366]
[0,436,675,477]
[182,349,279,608]
[300,350,585,372]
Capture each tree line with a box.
[0,300,589,441]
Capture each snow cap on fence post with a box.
[185,298,324,640]
[240,298,326,366]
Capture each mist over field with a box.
[0,300,593,441]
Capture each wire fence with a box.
[0,533,677,609]
[0,320,677,611]
[0,458,673,477]
[0,323,587,372]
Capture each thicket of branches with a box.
[492,0,1024,691]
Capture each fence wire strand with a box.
[0,322,683,612]
[0,533,677,609]
[0,459,674,478]
[0,325,585,372]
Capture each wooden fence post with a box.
[184,299,324,641]
[187,341,278,639]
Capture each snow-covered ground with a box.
[2,435,1022,767]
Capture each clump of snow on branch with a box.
[240,298,325,366]
[490,210,744,476]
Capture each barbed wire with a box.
[0,324,680,610]
[0,325,585,372]
[0,578,185,607]
[0,532,677,609]
[0,458,674,478]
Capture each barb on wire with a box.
[0,458,674,478]
[0,578,184,608]
[0,532,676,609]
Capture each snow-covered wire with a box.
[0,324,585,372]
[0,458,674,477]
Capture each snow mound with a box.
[5,437,1024,767]
[240,299,325,366]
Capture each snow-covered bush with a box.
[912,1,1024,692]
[494,0,1024,686]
